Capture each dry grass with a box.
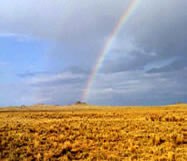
[0,104,187,161]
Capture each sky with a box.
[0,0,187,106]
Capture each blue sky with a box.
[0,0,187,106]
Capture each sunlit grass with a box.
[0,104,187,160]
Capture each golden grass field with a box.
[0,104,187,161]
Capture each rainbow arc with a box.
[81,0,140,101]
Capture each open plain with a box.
[0,104,187,161]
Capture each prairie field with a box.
[0,104,187,161]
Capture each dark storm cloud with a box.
[101,50,157,73]
[126,0,187,69]
[100,0,187,74]
[1,0,186,74]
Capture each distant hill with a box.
[0,103,187,112]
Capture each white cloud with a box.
[26,72,84,85]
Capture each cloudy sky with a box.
[0,0,187,106]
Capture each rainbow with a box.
[81,0,140,102]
